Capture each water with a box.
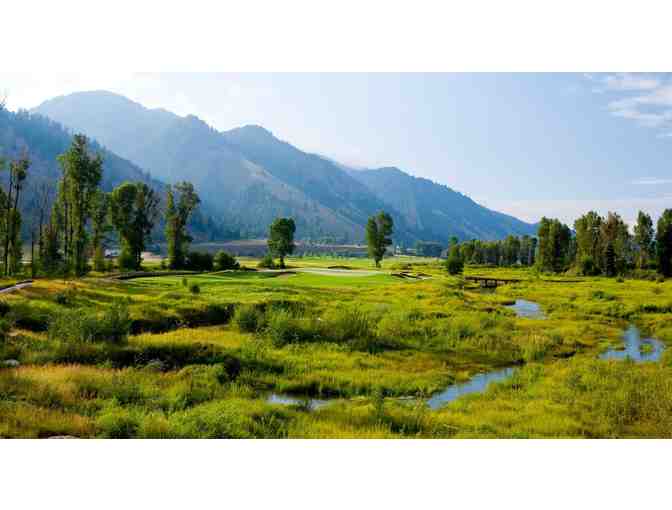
[267,393,329,410]
[426,367,516,410]
[507,299,545,319]
[600,325,665,362]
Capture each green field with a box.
[1,258,670,438]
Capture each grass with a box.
[0,259,670,437]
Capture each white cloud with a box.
[587,73,672,132]
[631,178,672,185]
[602,73,660,91]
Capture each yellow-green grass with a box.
[1,261,671,438]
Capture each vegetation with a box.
[1,256,670,438]
[267,218,296,268]
[366,211,394,267]
[165,182,200,269]
[110,182,160,270]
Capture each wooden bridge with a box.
[464,275,522,288]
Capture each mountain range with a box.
[22,90,535,245]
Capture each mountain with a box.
[36,91,387,241]
[0,106,232,241]
[34,90,537,244]
[348,167,536,242]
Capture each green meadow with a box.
[1,258,670,438]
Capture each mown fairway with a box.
[1,258,670,438]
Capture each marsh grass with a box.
[1,261,671,438]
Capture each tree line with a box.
[445,211,672,278]
[1,134,203,277]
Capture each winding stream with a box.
[267,300,666,412]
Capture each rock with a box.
[2,359,20,368]
[47,435,78,439]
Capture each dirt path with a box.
[0,280,33,294]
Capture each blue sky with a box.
[2,72,671,226]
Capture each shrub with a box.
[0,301,10,317]
[446,255,464,275]
[0,318,11,343]
[579,256,600,276]
[182,277,188,287]
[54,292,69,305]
[264,309,308,347]
[189,283,201,295]
[257,253,276,269]
[185,251,214,271]
[214,250,239,270]
[234,305,266,333]
[49,301,131,345]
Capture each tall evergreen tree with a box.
[365,211,394,268]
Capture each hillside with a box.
[349,167,536,242]
[35,91,536,244]
[0,106,232,241]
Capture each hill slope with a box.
[36,92,376,241]
[0,107,231,241]
[349,167,536,242]
[35,91,536,244]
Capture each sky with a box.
[1,72,671,226]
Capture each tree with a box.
[656,209,672,277]
[91,190,110,272]
[600,212,631,275]
[574,211,603,273]
[537,217,571,273]
[268,217,296,268]
[165,182,200,269]
[445,243,464,275]
[110,182,160,270]
[634,211,655,269]
[1,153,30,276]
[365,212,394,268]
[56,135,103,276]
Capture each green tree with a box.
[574,211,603,273]
[110,182,160,270]
[634,210,655,269]
[165,182,200,269]
[445,243,464,275]
[91,190,110,272]
[268,217,296,268]
[600,212,631,275]
[365,212,394,268]
[1,154,30,276]
[656,209,672,277]
[56,135,103,276]
[537,217,571,273]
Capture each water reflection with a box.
[600,325,665,362]
[426,367,516,410]
[507,299,545,319]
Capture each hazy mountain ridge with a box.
[0,106,233,241]
[34,91,536,244]
[349,166,536,241]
